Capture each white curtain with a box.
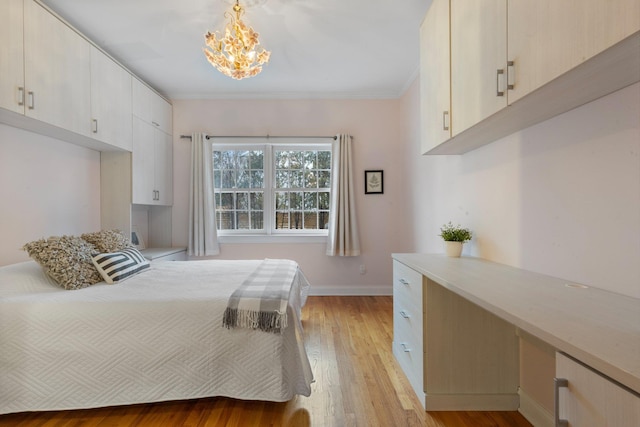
[188,133,219,256]
[326,134,361,256]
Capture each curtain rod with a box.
[180,135,341,140]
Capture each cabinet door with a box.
[24,0,91,136]
[450,0,507,136]
[132,117,156,205]
[419,0,450,153]
[0,0,24,114]
[153,97,173,135]
[90,47,133,150]
[556,353,640,426]
[508,0,640,104]
[154,131,173,206]
[132,78,153,123]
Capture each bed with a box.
[0,257,314,415]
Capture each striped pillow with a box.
[92,248,150,284]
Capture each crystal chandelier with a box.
[203,0,271,80]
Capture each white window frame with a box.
[212,138,333,243]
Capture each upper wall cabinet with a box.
[508,0,640,104]
[90,46,133,151]
[24,0,91,137]
[0,0,160,153]
[421,0,640,155]
[0,0,25,115]
[419,0,451,153]
[450,0,507,137]
[132,79,172,135]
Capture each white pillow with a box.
[92,248,150,284]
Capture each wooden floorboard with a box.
[0,296,532,427]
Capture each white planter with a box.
[444,241,463,257]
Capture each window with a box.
[212,140,332,237]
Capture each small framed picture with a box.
[364,170,384,194]
[130,227,146,250]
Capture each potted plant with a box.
[439,222,472,257]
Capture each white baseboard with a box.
[518,388,553,427]
[308,286,393,296]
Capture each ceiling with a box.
[41,0,431,100]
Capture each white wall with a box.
[404,82,640,299]
[171,98,414,294]
[0,124,101,266]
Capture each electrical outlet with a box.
[359,265,366,275]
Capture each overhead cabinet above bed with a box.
[0,0,170,154]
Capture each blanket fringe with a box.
[223,307,287,334]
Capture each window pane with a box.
[318,171,330,188]
[218,211,234,230]
[222,170,235,188]
[304,171,317,188]
[304,192,317,210]
[303,151,316,169]
[214,170,221,188]
[290,211,303,229]
[319,211,330,229]
[275,192,289,210]
[236,212,250,229]
[291,170,304,188]
[250,192,263,210]
[237,170,250,188]
[275,212,289,229]
[219,192,234,210]
[251,170,264,187]
[276,170,289,188]
[304,212,318,229]
[250,150,263,169]
[251,211,263,229]
[318,192,330,209]
[236,193,249,210]
[318,151,331,169]
[290,192,303,210]
[290,151,302,169]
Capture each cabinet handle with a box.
[507,60,515,90]
[92,119,98,134]
[400,310,410,319]
[554,377,569,427]
[496,69,505,96]
[399,278,409,286]
[17,87,25,106]
[152,121,160,127]
[28,91,35,109]
[401,343,411,353]
[442,110,450,131]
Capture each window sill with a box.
[217,234,328,244]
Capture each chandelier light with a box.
[203,0,271,80]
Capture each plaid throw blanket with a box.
[222,259,298,334]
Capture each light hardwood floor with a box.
[0,296,532,427]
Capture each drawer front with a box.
[393,317,424,396]
[556,352,640,426]
[393,260,423,312]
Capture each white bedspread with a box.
[0,260,313,414]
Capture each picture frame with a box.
[130,226,146,250]
[364,170,384,194]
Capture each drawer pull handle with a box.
[400,310,410,319]
[554,377,569,427]
[399,278,409,285]
[401,343,411,353]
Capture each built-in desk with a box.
[392,254,640,422]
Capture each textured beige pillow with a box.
[23,235,102,290]
[81,229,132,253]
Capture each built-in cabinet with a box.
[418,0,450,152]
[0,0,174,248]
[0,0,135,151]
[420,0,640,154]
[132,79,173,206]
[392,259,519,411]
[0,0,25,115]
[392,254,640,425]
[23,0,91,136]
[556,353,640,427]
[90,46,132,150]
